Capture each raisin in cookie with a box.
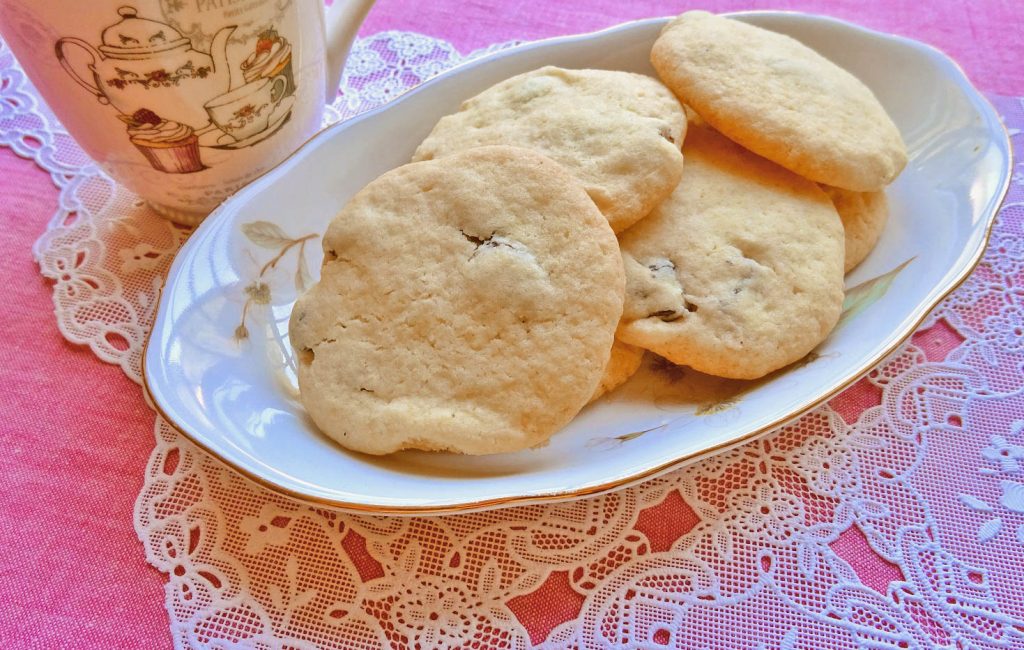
[413,66,686,233]
[290,146,625,455]
[617,126,845,380]
[822,186,889,273]
[652,11,906,191]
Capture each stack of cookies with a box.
[290,11,907,456]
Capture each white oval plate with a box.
[144,13,1011,514]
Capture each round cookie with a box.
[290,146,625,455]
[822,186,889,273]
[651,11,907,192]
[412,66,686,233]
[617,126,845,380]
[590,340,645,403]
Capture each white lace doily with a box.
[6,29,1024,650]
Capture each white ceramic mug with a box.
[0,0,375,224]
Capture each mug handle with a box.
[54,37,107,103]
[269,74,287,105]
[322,0,376,102]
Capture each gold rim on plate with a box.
[141,13,1014,515]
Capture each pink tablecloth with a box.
[2,2,1023,648]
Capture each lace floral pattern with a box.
[6,28,1024,649]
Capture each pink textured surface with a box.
[0,150,171,648]
[359,0,1024,95]
[1,3,1023,648]
[829,525,905,596]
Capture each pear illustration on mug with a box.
[56,6,297,173]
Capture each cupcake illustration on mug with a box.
[119,108,205,173]
[241,28,295,97]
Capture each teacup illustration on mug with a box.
[204,75,291,145]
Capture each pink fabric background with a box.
[361,0,1024,95]
[1,1,1022,648]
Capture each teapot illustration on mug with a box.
[56,6,299,173]
[56,6,235,130]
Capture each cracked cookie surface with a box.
[289,145,624,455]
[651,11,906,192]
[412,66,686,233]
[617,126,844,380]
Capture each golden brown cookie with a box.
[617,126,845,380]
[413,66,686,233]
[651,11,907,191]
[822,186,889,273]
[590,340,645,402]
[290,146,625,455]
